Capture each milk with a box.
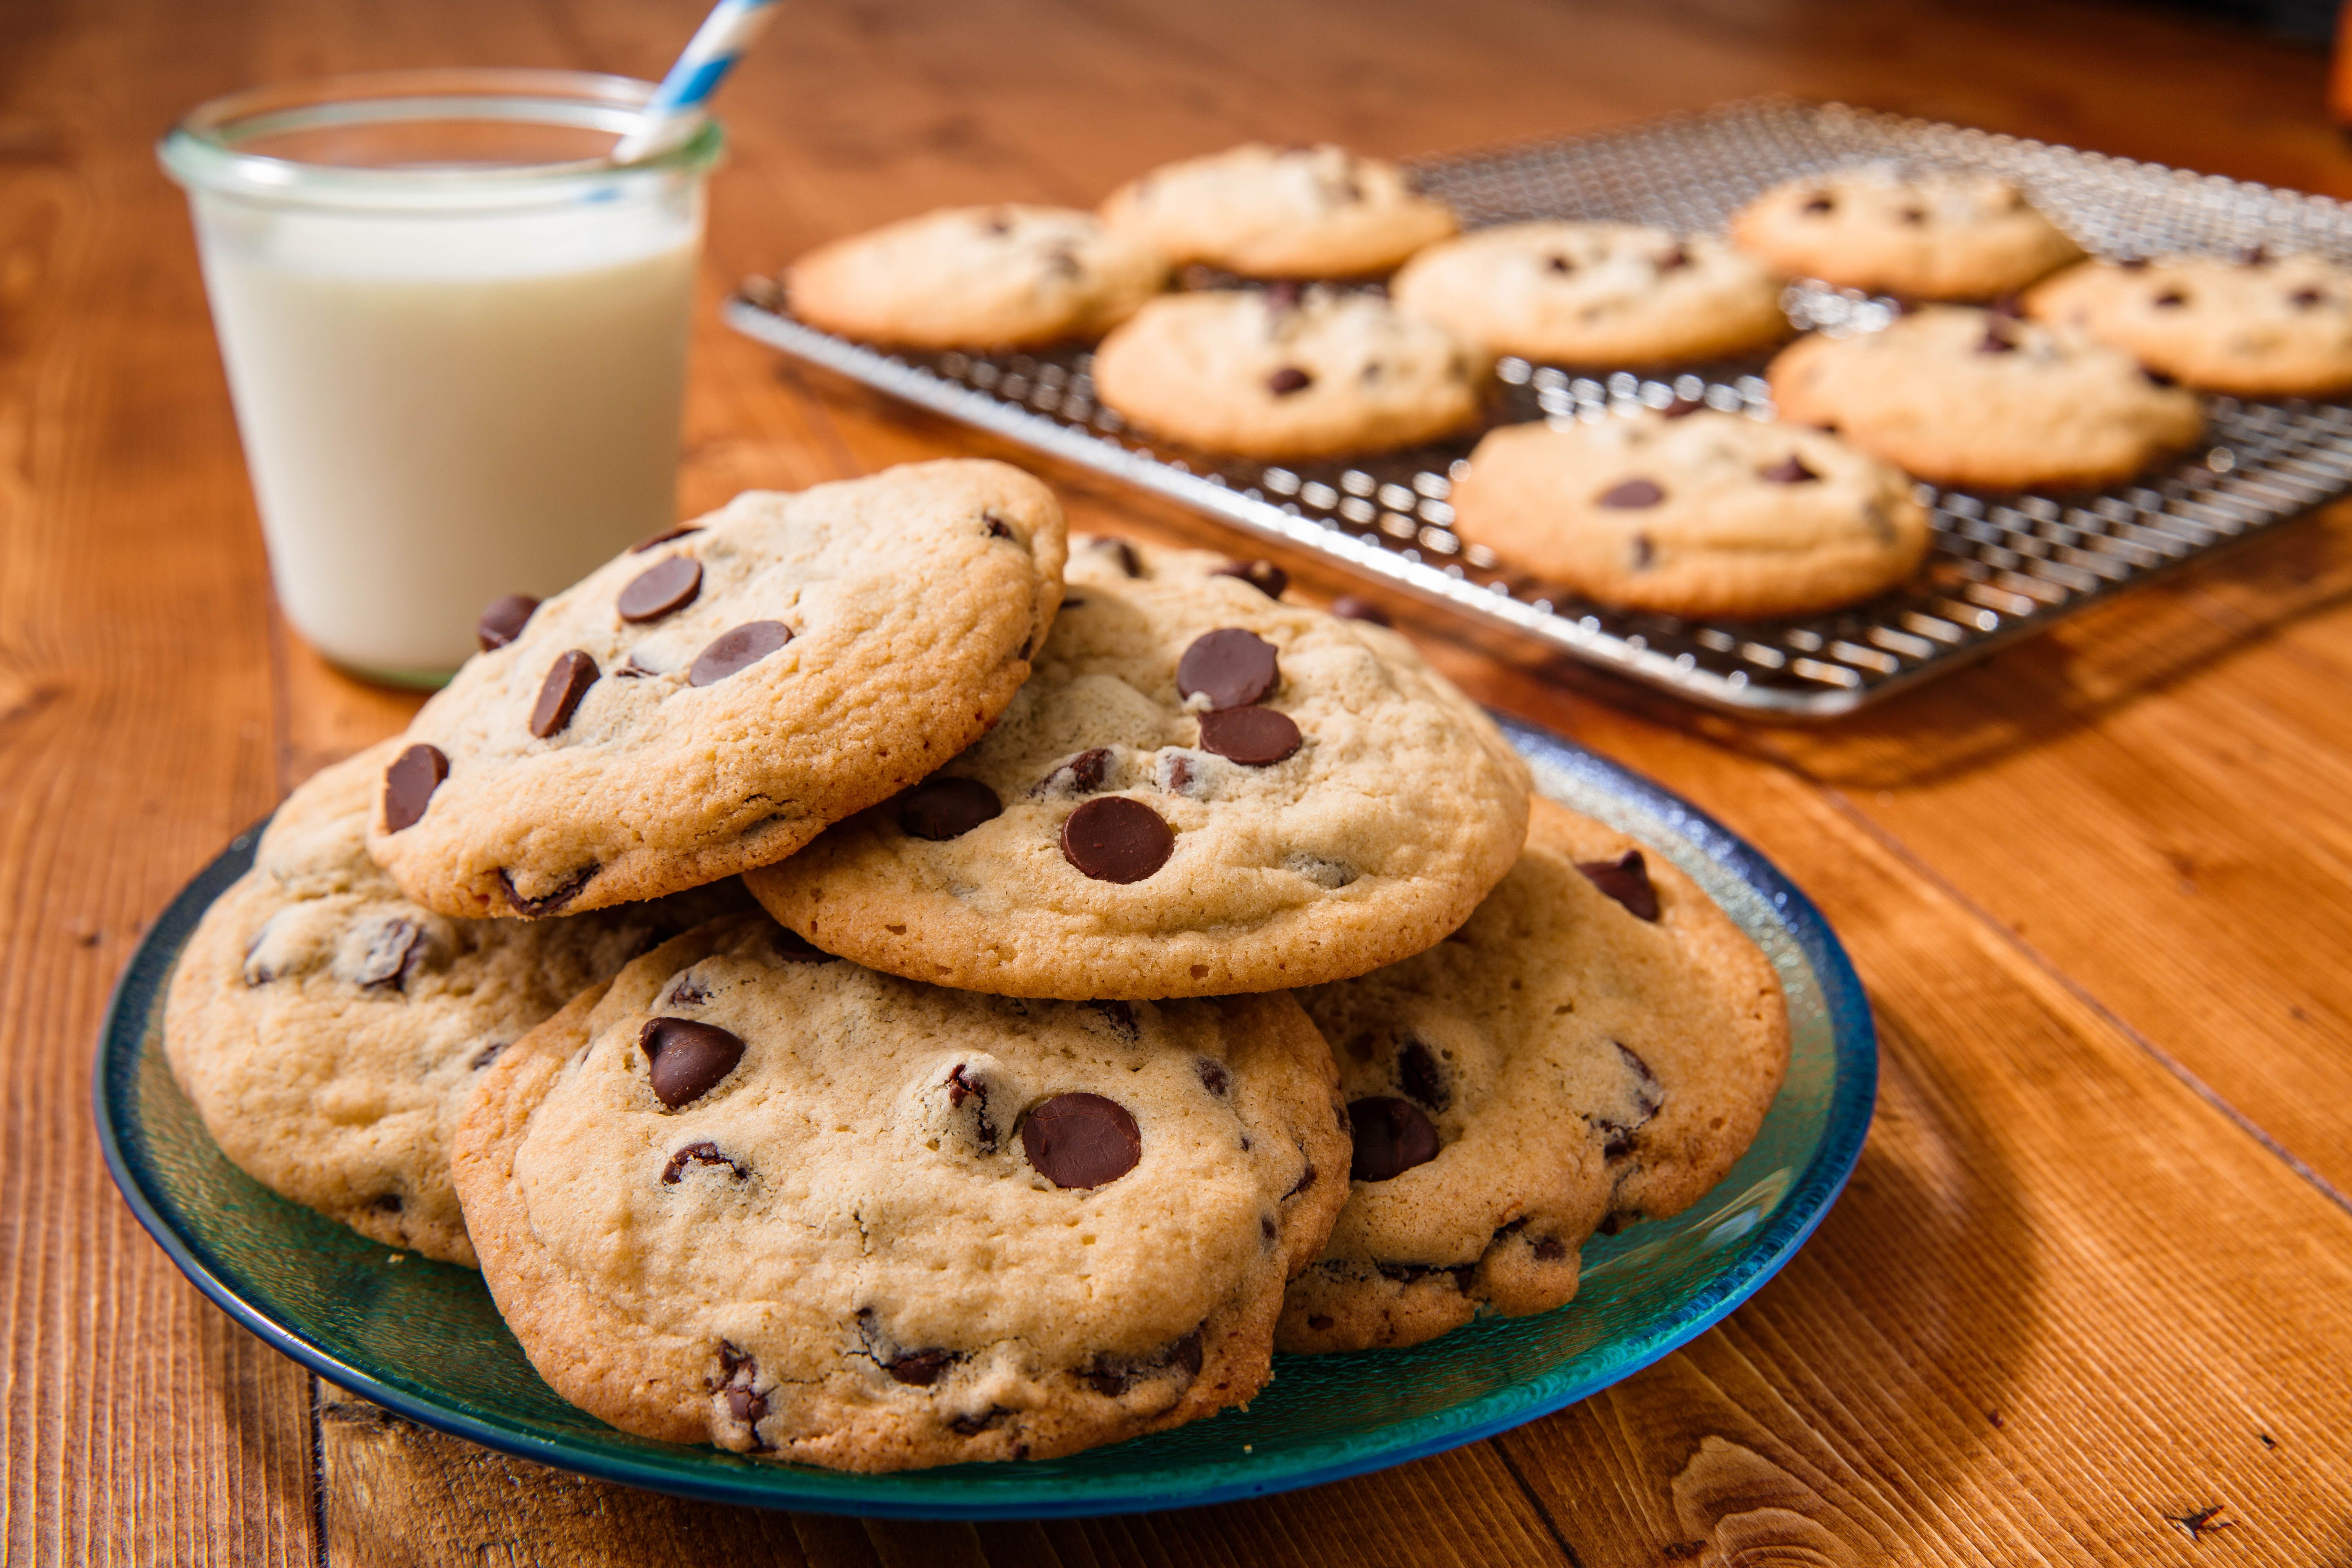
[190,193,701,681]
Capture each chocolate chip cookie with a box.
[163,742,742,1265]
[1392,222,1788,367]
[1100,143,1457,279]
[1449,408,1932,618]
[784,204,1168,350]
[744,540,1532,1000]
[2025,249,2352,397]
[1767,306,2205,490]
[451,911,1349,1470]
[365,460,1067,919]
[1731,169,2083,301]
[1089,287,1486,459]
[1277,796,1790,1354]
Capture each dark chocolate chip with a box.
[1348,1096,1440,1181]
[667,976,711,1007]
[899,776,1002,840]
[1196,1057,1230,1096]
[1976,324,2019,353]
[2292,287,2326,307]
[885,1349,954,1387]
[1267,365,1313,396]
[2118,256,2149,270]
[1757,455,1820,484]
[1532,1236,1568,1261]
[1171,1329,1203,1376]
[1631,534,1655,570]
[351,917,423,990]
[725,1385,768,1429]
[1801,194,1834,214]
[946,1064,997,1150]
[1662,396,1706,419]
[1090,1000,1139,1042]
[371,1193,402,1213]
[476,595,539,652]
[1196,705,1301,766]
[1022,1092,1142,1188]
[496,866,593,917]
[1398,1039,1450,1112]
[1900,207,1926,225]
[949,1410,1002,1436]
[2145,366,2178,387]
[529,650,599,738]
[470,1041,508,1070]
[381,745,448,833]
[1092,537,1143,577]
[1213,559,1289,599]
[1039,746,1112,795]
[1285,1161,1317,1198]
[661,1141,746,1184]
[1332,595,1391,625]
[2240,245,2270,267]
[631,524,702,553]
[1160,754,1194,796]
[1576,849,1660,921]
[1308,1314,1334,1330]
[984,510,1015,540]
[1261,1215,1278,1240]
[617,555,702,622]
[1060,796,1174,883]
[642,1017,746,1108]
[1597,477,1664,509]
[1618,1041,1666,1119]
[2152,290,2187,308]
[1262,280,1303,314]
[1545,254,1575,274]
[1655,244,1689,271]
[688,621,791,687]
[1176,628,1280,710]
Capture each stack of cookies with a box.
[166,456,1791,1472]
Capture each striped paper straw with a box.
[612,0,782,163]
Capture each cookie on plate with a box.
[1100,143,1457,279]
[451,911,1350,1470]
[1089,287,1485,459]
[1278,795,1790,1354]
[1449,408,1932,618]
[1730,169,2083,301]
[1767,307,2205,490]
[1392,222,1788,367]
[745,540,1532,1000]
[784,205,1167,350]
[2025,249,2352,398]
[366,460,1067,920]
[163,742,743,1266]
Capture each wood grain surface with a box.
[9,0,2352,1562]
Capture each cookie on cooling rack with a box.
[784,205,1167,350]
[1088,286,1486,459]
[1392,222,1788,367]
[1767,306,2205,490]
[744,539,1532,1001]
[1101,143,1457,279]
[1277,795,1790,1354]
[2025,249,2352,398]
[1448,407,1932,619]
[452,912,1350,1470]
[1731,169,2083,301]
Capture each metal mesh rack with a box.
[724,98,2352,717]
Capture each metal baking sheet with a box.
[724,98,2352,717]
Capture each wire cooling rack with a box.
[724,98,2352,717]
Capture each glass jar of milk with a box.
[162,70,721,685]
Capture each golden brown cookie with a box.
[1730,169,2082,301]
[2025,250,2352,398]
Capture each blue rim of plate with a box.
[95,715,1875,1519]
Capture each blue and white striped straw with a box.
[612,0,782,163]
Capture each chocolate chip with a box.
[1617,1041,1666,1119]
[2152,290,2187,309]
[475,595,539,652]
[1662,396,1705,419]
[984,511,1015,540]
[949,1410,1002,1436]
[381,745,448,833]
[350,917,423,990]
[885,1349,954,1387]
[642,1017,745,1107]
[2240,245,2270,267]
[1332,595,1391,625]
[1267,366,1313,396]
[1196,1058,1230,1097]
[1176,628,1279,709]
[1976,324,2019,353]
[1900,207,1925,224]
[1171,1330,1204,1376]
[1261,1215,1278,1240]
[617,556,702,622]
[1213,559,1289,599]
[1348,1097,1439,1181]
[688,621,790,687]
[899,776,1002,840]
[1160,753,1195,797]
[945,1064,997,1150]
[1196,705,1301,766]
[725,1386,768,1429]
[1655,244,1689,271]
[2118,256,2149,270]
[1988,294,2024,319]
[1091,537,1142,577]
[1090,1000,1139,1042]
[1060,796,1174,882]
[1081,1329,1202,1395]
[1262,280,1302,315]
[1308,1314,1334,1330]
[1801,194,1834,214]
[1757,455,1819,484]
[1630,535,1655,570]
[371,1193,402,1213]
[631,525,702,553]
[1576,849,1660,921]
[1022,1092,1142,1188]
[661,1141,746,1184]
[1544,254,1575,274]
[529,650,599,738]
[666,976,710,1007]
[2293,287,2326,307]
[2145,367,2178,388]
[470,1041,507,1070]
[1398,1039,1449,1111]
[1597,477,1664,509]
[1038,747,1112,795]
[1532,1236,1568,1261]
[1285,1161,1317,1198]
[496,866,593,917]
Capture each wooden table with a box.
[12,0,2352,1560]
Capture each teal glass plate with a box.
[96,718,1874,1518]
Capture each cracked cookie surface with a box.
[745,540,1531,1000]
[450,912,1348,1470]
[1731,169,2083,301]
[365,460,1067,918]
[2025,250,2352,397]
[1277,795,1790,1354]
[1100,143,1457,279]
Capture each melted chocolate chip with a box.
[529,650,599,738]
[1398,1040,1450,1112]
[642,1017,746,1107]
[495,866,594,917]
[1532,1236,1568,1261]
[381,745,448,833]
[1196,1057,1230,1097]
[1213,559,1289,599]
[1040,746,1112,795]
[1618,1041,1666,1118]
[631,525,702,553]
[688,621,791,687]
[948,1410,1002,1436]
[1349,1096,1440,1181]
[1196,705,1301,766]
[1081,1330,1202,1395]
[1332,595,1391,625]
[475,595,539,652]
[1597,477,1664,509]
[1091,1000,1139,1042]
[900,776,1002,840]
[1576,849,1661,920]
[1022,1092,1142,1188]
[1757,455,1820,484]
[946,1064,997,1150]
[984,511,1015,540]
[1267,366,1313,396]
[886,1349,955,1386]
[2153,290,2187,308]
[1060,796,1174,882]
[726,1385,768,1432]
[661,1141,746,1184]
[1176,628,1280,709]
[1092,537,1143,577]
[350,918,423,990]
[617,555,702,622]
